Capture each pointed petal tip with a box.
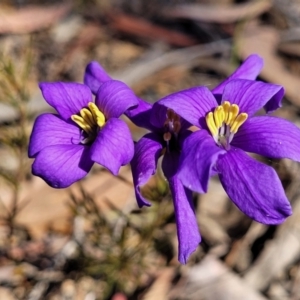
[131,133,163,208]
[136,190,152,208]
[178,235,201,264]
[260,203,292,225]
[84,61,112,94]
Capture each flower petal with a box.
[84,61,112,94]
[156,87,218,127]
[217,148,292,225]
[150,102,168,130]
[90,118,134,175]
[32,144,93,188]
[212,54,263,100]
[29,113,81,158]
[221,79,284,116]
[169,176,201,264]
[39,82,92,120]
[232,116,300,161]
[178,130,226,193]
[125,97,155,131]
[95,80,138,119]
[131,133,163,207]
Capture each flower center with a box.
[163,109,181,151]
[71,102,106,144]
[206,101,248,149]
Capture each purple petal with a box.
[162,151,180,179]
[32,144,93,188]
[39,82,92,120]
[232,116,300,161]
[131,133,163,207]
[125,97,155,131]
[90,118,134,175]
[150,103,168,130]
[156,87,218,127]
[178,130,226,193]
[84,61,112,94]
[169,176,201,264]
[212,54,263,100]
[216,149,292,225]
[29,113,81,158]
[222,79,284,116]
[149,103,192,133]
[95,80,138,119]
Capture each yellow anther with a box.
[80,108,95,127]
[222,101,230,123]
[213,106,224,128]
[71,115,93,133]
[226,104,239,126]
[88,102,105,127]
[230,113,248,134]
[206,112,218,137]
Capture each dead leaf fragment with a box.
[238,25,300,107]
[162,0,272,24]
[109,12,198,47]
[177,255,268,300]
[0,3,72,34]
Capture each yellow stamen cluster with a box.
[206,101,248,137]
[71,102,105,134]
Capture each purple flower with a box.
[158,74,300,225]
[83,55,274,263]
[130,54,268,263]
[29,81,138,188]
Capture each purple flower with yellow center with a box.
[29,81,138,188]
[158,77,300,224]
[82,55,268,263]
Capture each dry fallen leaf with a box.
[178,255,268,300]
[0,3,72,34]
[143,268,175,300]
[244,196,300,291]
[109,12,198,47]
[162,0,272,24]
[238,24,300,107]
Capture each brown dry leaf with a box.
[143,268,175,300]
[238,25,300,107]
[162,0,272,23]
[0,3,72,34]
[244,195,300,291]
[0,287,15,300]
[109,12,198,47]
[113,40,231,87]
[278,42,300,57]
